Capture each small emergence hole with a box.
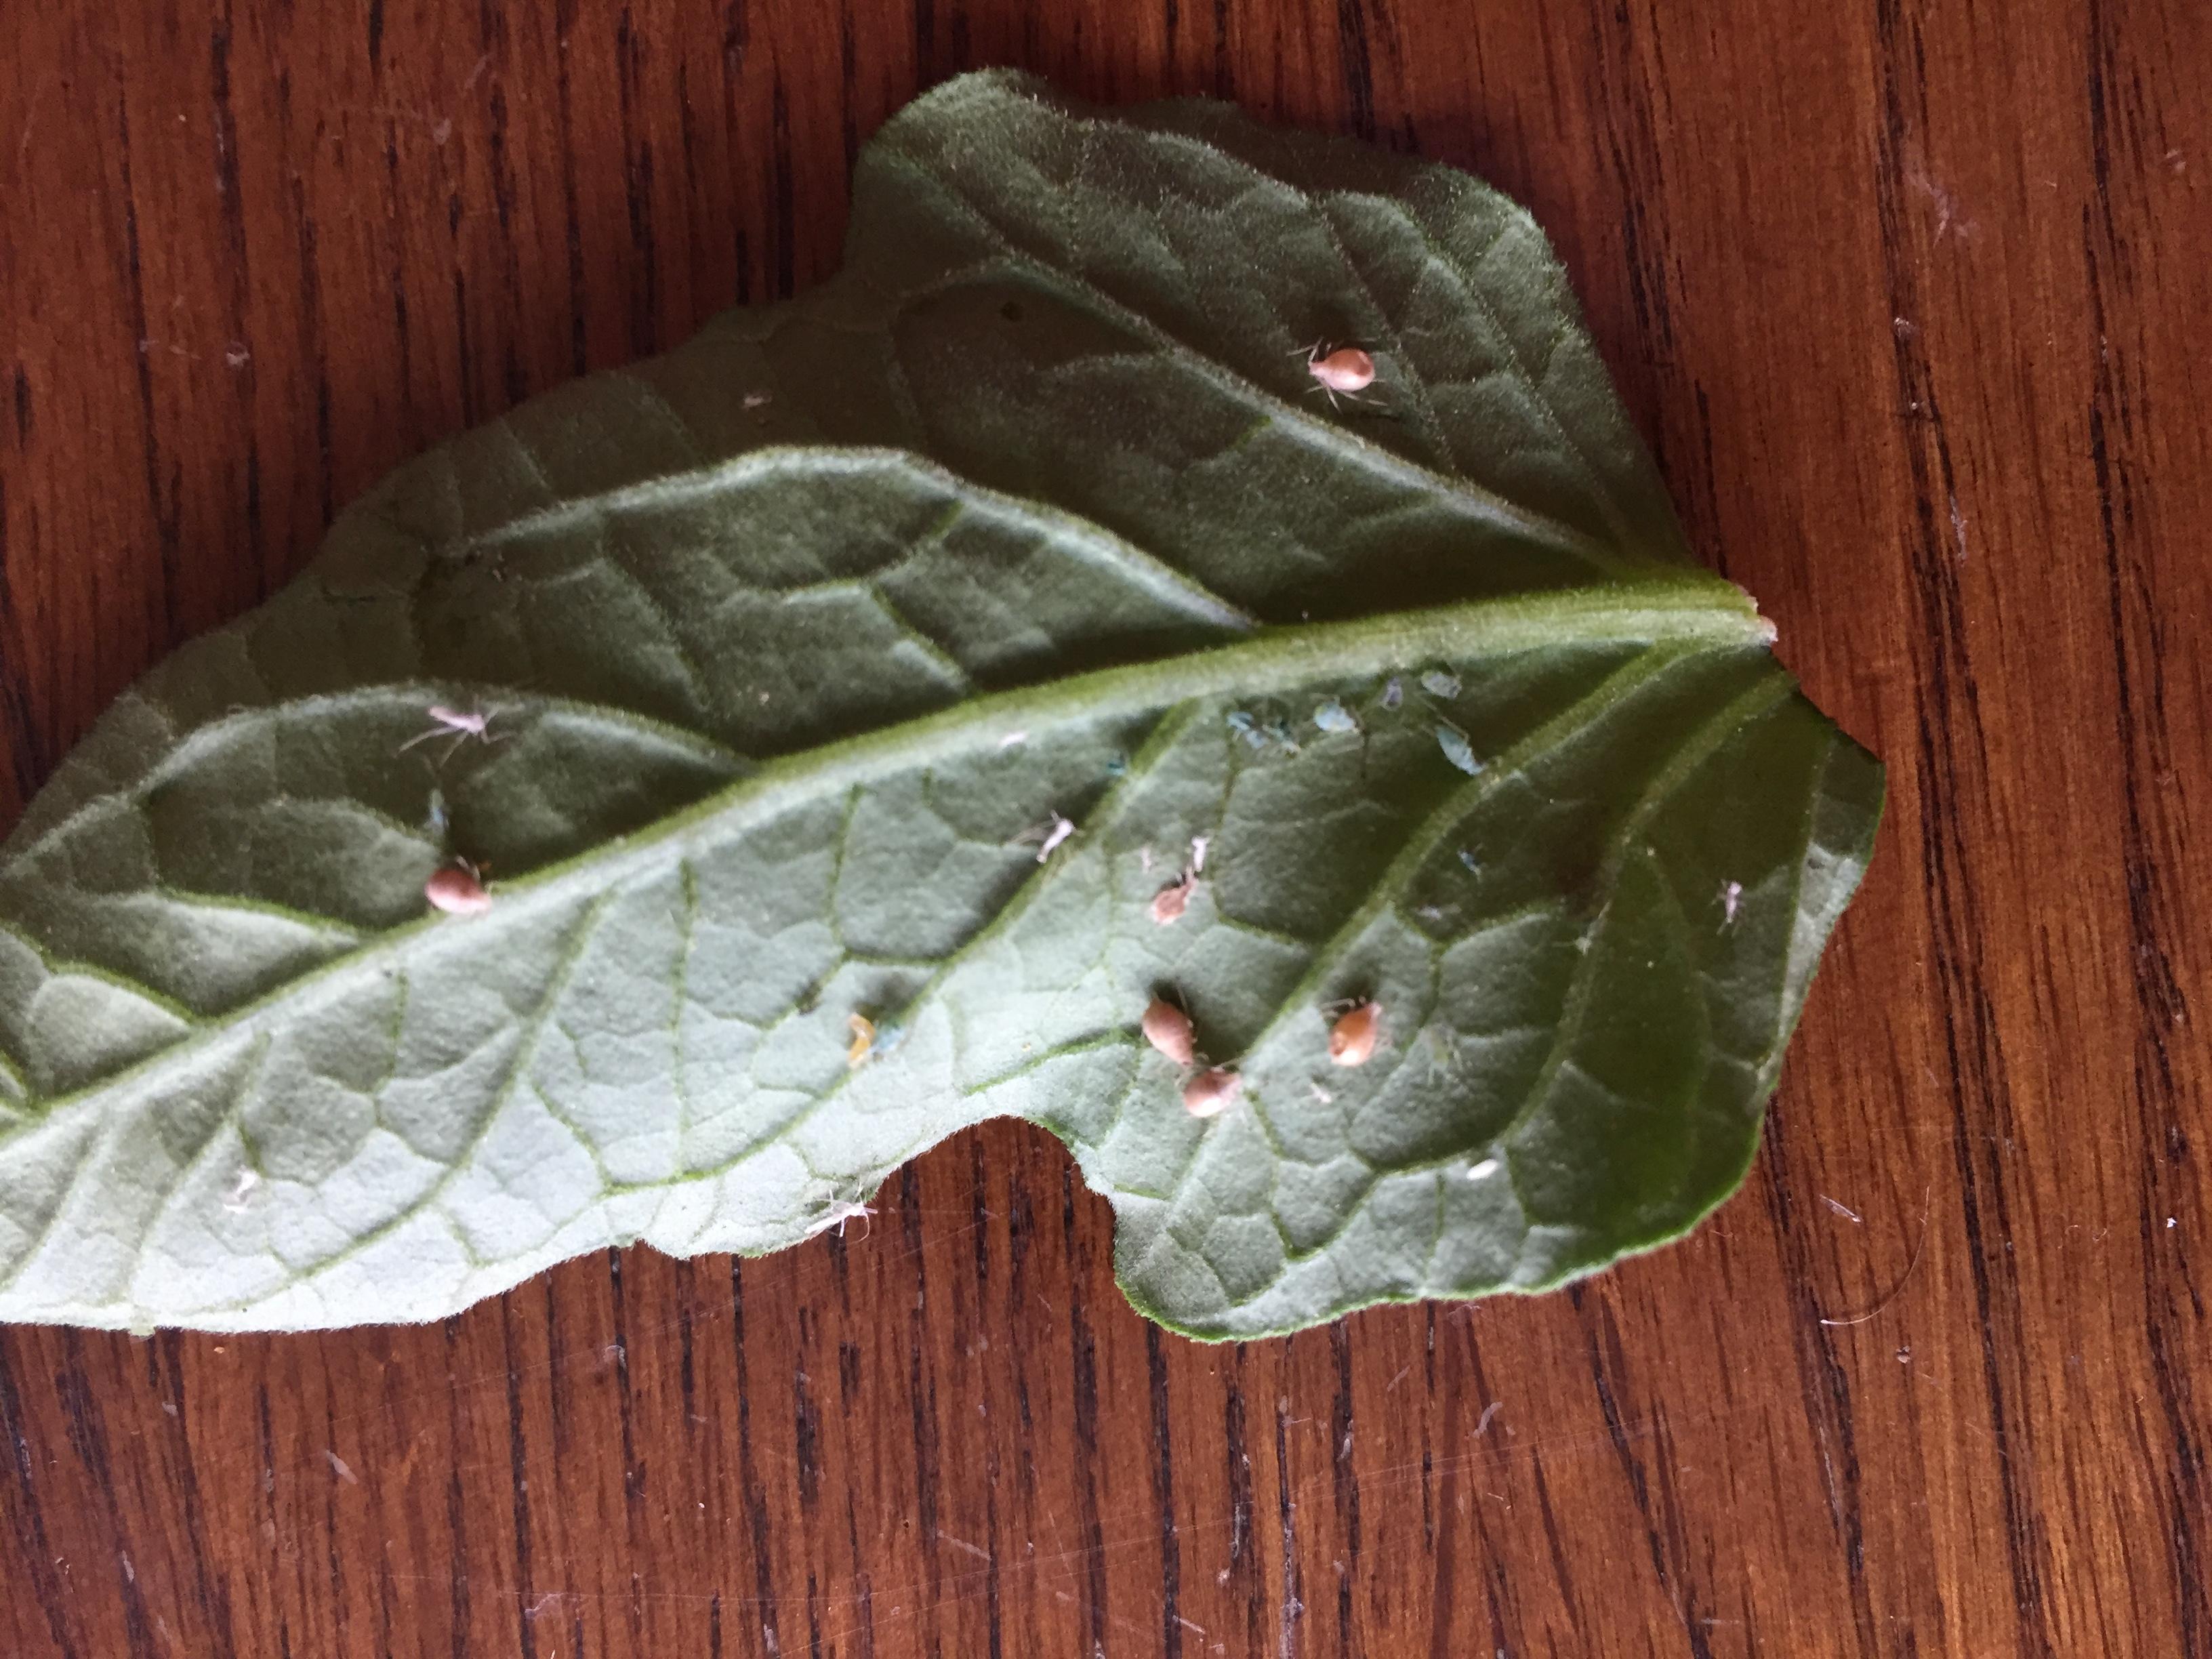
[1000,300,1025,323]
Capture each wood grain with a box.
[2,1,2206,1653]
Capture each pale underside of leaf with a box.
[0,72,1880,1337]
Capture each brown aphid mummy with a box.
[1182,1067,1242,1119]
[1149,872,1195,926]
[424,860,492,916]
[1328,1000,1382,1067]
[1141,998,1197,1067]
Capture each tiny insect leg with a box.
[1301,380,1377,413]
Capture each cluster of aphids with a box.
[1151,652,1499,1128]
[1136,734,1388,1122]
[1225,662,1483,781]
[410,334,1472,1118]
[1140,991,1384,1122]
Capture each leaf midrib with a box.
[6,578,1768,1128]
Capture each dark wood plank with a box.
[1,0,2206,1653]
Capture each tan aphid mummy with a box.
[1149,872,1195,926]
[424,861,492,916]
[846,1013,876,1069]
[1141,998,1197,1067]
[1182,1067,1242,1119]
[1328,1000,1382,1067]
[1307,345,1376,394]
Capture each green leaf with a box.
[0,71,1880,1338]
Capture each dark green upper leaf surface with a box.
[0,72,1880,1336]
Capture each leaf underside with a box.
[0,72,1881,1338]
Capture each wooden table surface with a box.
[2,1,2205,1654]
